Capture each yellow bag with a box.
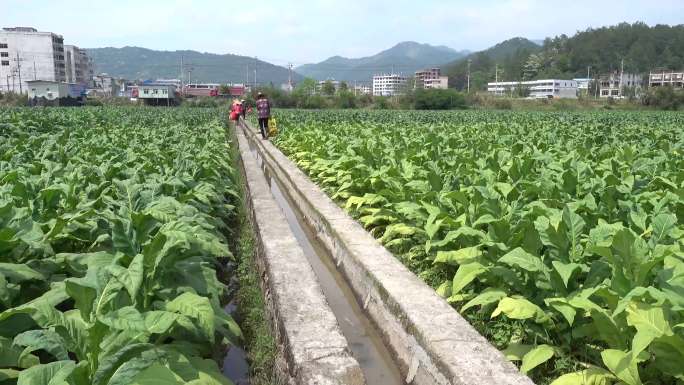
[268,117,278,137]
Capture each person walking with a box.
[230,99,243,125]
[256,92,271,140]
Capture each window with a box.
[1,60,9,66]
[0,43,7,49]
[0,52,7,57]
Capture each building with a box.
[415,68,449,89]
[91,73,120,97]
[135,84,178,105]
[487,79,579,99]
[573,78,591,92]
[153,79,181,88]
[598,72,642,98]
[64,45,93,85]
[354,84,372,95]
[26,80,86,106]
[648,70,684,89]
[0,27,66,94]
[183,83,220,97]
[373,74,407,96]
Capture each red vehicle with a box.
[183,84,220,97]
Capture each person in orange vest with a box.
[230,99,243,123]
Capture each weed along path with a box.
[237,120,531,385]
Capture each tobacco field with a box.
[274,110,684,385]
[0,107,240,384]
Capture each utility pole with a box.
[5,75,9,93]
[33,60,37,80]
[180,55,184,93]
[619,58,624,99]
[467,59,472,93]
[495,64,499,96]
[287,63,293,91]
[13,52,24,94]
[254,57,258,88]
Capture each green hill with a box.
[86,46,302,85]
[445,23,684,91]
[296,42,469,82]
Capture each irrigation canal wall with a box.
[236,121,535,385]
[234,125,365,385]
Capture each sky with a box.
[4,0,684,66]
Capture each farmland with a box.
[273,110,684,385]
[0,108,239,384]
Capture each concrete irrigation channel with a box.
[234,121,535,385]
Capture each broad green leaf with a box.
[498,247,544,272]
[601,349,642,385]
[13,329,69,361]
[166,293,216,343]
[549,367,616,385]
[130,364,184,385]
[461,289,507,312]
[433,247,482,266]
[491,297,549,323]
[451,263,486,295]
[520,344,555,373]
[17,360,76,385]
[551,261,581,289]
[502,343,533,361]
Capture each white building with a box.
[415,68,449,90]
[487,79,579,99]
[27,80,85,100]
[648,70,684,89]
[354,84,372,95]
[599,72,642,98]
[64,45,93,86]
[0,27,66,94]
[573,78,591,92]
[373,74,407,96]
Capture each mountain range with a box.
[86,46,303,85]
[295,42,470,82]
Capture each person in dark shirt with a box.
[256,92,271,139]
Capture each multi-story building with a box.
[354,84,372,95]
[487,79,579,99]
[64,45,93,86]
[0,27,66,93]
[373,74,407,96]
[648,70,684,89]
[415,68,449,89]
[91,73,121,97]
[598,72,642,98]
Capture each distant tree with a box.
[294,78,317,96]
[219,84,231,95]
[413,89,466,110]
[321,80,336,96]
[336,91,357,109]
[339,81,349,92]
